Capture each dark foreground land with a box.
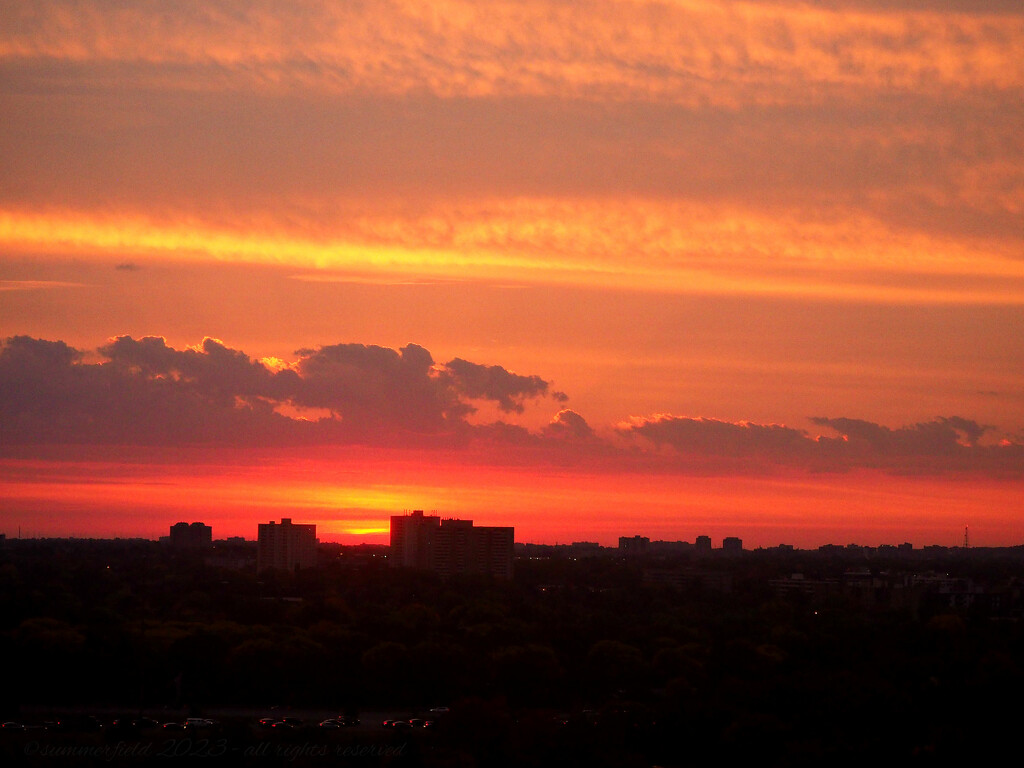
[3,538,1024,766]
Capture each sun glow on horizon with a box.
[2,450,1022,549]
[318,521,391,538]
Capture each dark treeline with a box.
[3,539,1024,766]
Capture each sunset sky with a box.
[2,0,1022,548]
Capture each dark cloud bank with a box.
[1,335,1020,476]
[0,335,565,448]
[621,415,1022,476]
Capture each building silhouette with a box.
[257,518,317,572]
[619,535,650,555]
[390,510,514,579]
[168,521,212,548]
[390,510,438,571]
[695,535,712,554]
[723,536,743,554]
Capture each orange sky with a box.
[3,446,1022,548]
[1,0,1022,547]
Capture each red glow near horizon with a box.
[1,449,1020,549]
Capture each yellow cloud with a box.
[1,200,1022,304]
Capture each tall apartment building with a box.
[618,535,650,555]
[722,536,743,554]
[169,521,212,548]
[390,510,514,580]
[390,509,440,570]
[257,517,317,572]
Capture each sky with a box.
[1,0,1022,548]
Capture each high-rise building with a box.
[618,535,650,555]
[390,509,441,569]
[695,535,712,554]
[389,510,514,579]
[722,536,743,554]
[257,518,317,572]
[169,521,212,548]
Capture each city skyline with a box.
[0,513,993,553]
[2,1,1022,548]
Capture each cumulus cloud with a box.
[2,335,1020,476]
[0,335,80,371]
[100,335,300,406]
[291,342,463,433]
[442,357,557,413]
[543,409,594,440]
[0,335,303,446]
[0,335,566,447]
[0,337,81,429]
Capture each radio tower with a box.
[964,525,970,549]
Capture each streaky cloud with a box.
[0,280,87,291]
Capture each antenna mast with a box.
[964,525,970,549]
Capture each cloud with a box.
[3,0,1020,300]
[442,357,556,413]
[619,413,1022,475]
[291,342,464,433]
[542,409,594,440]
[0,335,303,446]
[0,334,80,371]
[4,1,1020,103]
[0,335,565,447]
[1,334,1020,477]
[0,280,86,291]
[810,416,992,454]
[0,337,83,437]
[99,335,300,406]
[620,415,813,459]
[3,187,1020,304]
